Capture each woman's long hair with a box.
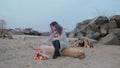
[50,21,63,35]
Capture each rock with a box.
[85,30,94,38]
[76,23,82,29]
[69,28,83,38]
[109,28,120,40]
[109,28,120,33]
[72,16,109,39]
[68,32,74,38]
[81,16,109,35]
[110,15,120,28]
[70,19,92,38]
[86,16,109,33]
[82,19,92,25]
[84,16,109,32]
[99,33,120,45]
[108,20,118,29]
[72,15,120,42]
[92,32,100,40]
[90,16,109,25]
[69,29,77,38]
[76,19,92,29]
[100,27,108,37]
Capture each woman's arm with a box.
[52,35,61,40]
[48,34,54,41]
[48,31,61,41]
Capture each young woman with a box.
[48,21,69,59]
[37,21,69,59]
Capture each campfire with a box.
[34,47,47,61]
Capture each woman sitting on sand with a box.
[48,21,69,59]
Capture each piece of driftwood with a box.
[83,37,93,48]
[69,37,93,48]
[61,48,85,59]
[39,45,85,59]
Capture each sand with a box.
[0,35,120,68]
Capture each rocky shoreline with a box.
[70,15,120,45]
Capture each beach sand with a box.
[0,36,120,68]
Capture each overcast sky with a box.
[0,0,120,32]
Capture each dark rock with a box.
[76,19,92,30]
[81,16,109,33]
[69,28,83,38]
[110,15,120,28]
[99,33,120,45]
[107,20,118,29]
[92,32,100,40]
[100,27,108,37]
[71,15,120,47]
[90,16,109,25]
[109,28,120,40]
[85,30,94,38]
[81,19,92,25]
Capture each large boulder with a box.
[100,26,108,37]
[107,19,118,29]
[71,16,109,40]
[83,16,109,39]
[76,19,92,29]
[110,15,120,28]
[90,16,109,25]
[82,16,109,33]
[109,28,120,40]
[99,33,120,45]
[92,32,101,40]
[82,19,92,24]
[85,30,94,38]
[69,28,83,38]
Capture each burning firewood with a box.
[34,47,48,60]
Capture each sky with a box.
[0,0,120,32]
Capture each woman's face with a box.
[50,25,56,31]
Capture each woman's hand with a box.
[49,32,61,41]
[48,35,60,41]
[48,34,54,41]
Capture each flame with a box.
[37,47,42,53]
[34,47,45,61]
